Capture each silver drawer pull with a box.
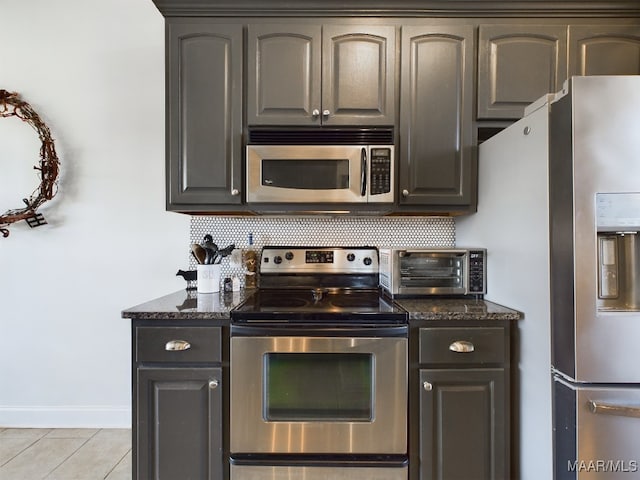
[165,340,191,351]
[209,379,219,390]
[449,340,475,353]
[588,400,640,418]
[423,381,433,391]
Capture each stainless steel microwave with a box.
[246,127,395,204]
[379,247,487,297]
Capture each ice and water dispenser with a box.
[597,193,640,311]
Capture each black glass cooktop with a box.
[231,288,407,324]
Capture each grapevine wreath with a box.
[0,89,60,238]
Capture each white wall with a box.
[0,0,189,427]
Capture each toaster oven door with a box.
[396,250,468,295]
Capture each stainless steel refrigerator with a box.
[457,75,640,480]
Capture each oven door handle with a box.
[588,400,640,418]
[231,324,408,338]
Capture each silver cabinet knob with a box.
[423,381,433,391]
[322,109,330,117]
[231,189,239,196]
[209,379,219,390]
[165,340,191,351]
[449,340,475,353]
[402,189,409,197]
[312,109,320,117]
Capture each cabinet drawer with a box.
[136,327,221,363]
[419,327,506,365]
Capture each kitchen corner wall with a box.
[0,0,188,428]
[190,216,455,282]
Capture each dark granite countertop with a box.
[122,289,254,321]
[122,289,521,322]
[393,297,522,321]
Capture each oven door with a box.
[230,326,407,455]
[246,145,368,203]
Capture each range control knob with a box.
[273,255,283,265]
[346,253,356,262]
[285,251,294,261]
[363,257,372,266]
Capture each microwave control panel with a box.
[370,147,392,195]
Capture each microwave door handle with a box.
[361,147,367,197]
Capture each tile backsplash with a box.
[189,215,455,286]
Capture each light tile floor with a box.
[0,428,131,480]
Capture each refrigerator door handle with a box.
[588,400,640,418]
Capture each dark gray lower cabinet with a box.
[137,367,223,480]
[416,325,511,480]
[133,324,225,480]
[419,368,506,480]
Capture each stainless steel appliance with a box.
[230,246,408,480]
[457,76,640,480]
[379,247,486,297]
[246,127,394,204]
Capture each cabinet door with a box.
[419,368,507,480]
[247,24,322,125]
[136,367,223,480]
[167,22,243,208]
[569,25,640,76]
[399,26,475,208]
[478,25,568,119]
[322,25,396,125]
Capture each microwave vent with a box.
[248,126,394,145]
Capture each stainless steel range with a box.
[230,246,408,480]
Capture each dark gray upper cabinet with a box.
[569,25,640,76]
[247,24,396,126]
[398,25,476,211]
[166,20,243,210]
[247,25,321,125]
[478,25,568,119]
[152,0,640,17]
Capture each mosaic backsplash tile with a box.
[189,215,455,286]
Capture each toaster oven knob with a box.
[273,255,283,264]
[363,257,372,266]
[285,251,294,261]
[347,253,355,262]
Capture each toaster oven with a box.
[379,248,487,297]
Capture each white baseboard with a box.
[0,405,131,428]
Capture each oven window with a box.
[262,159,350,190]
[264,353,373,421]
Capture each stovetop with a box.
[232,287,407,323]
[231,246,407,325]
